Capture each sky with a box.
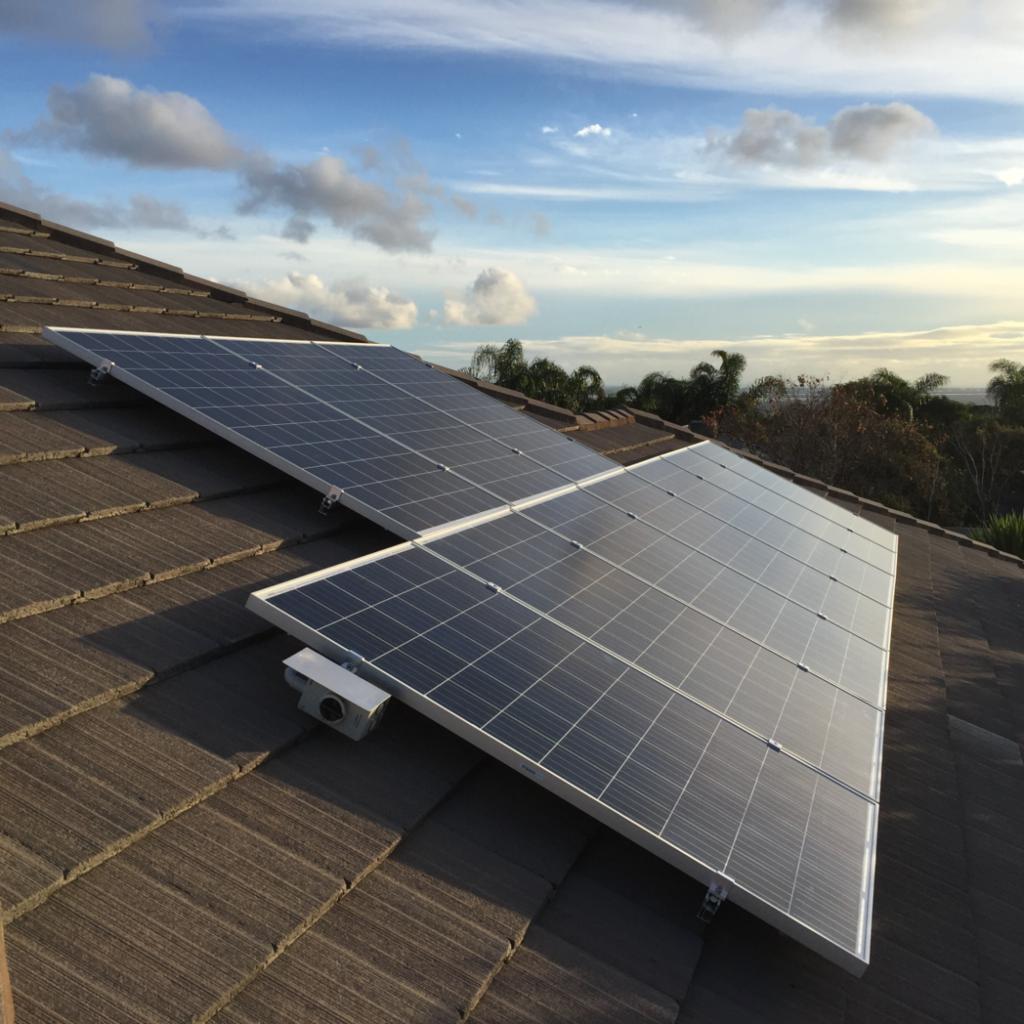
[2,1,1024,387]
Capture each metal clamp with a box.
[319,486,344,516]
[89,361,114,387]
[697,877,731,923]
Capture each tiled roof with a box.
[0,200,1022,1024]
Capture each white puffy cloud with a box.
[575,123,612,138]
[443,268,537,325]
[22,74,241,169]
[716,102,935,168]
[541,125,559,134]
[0,0,154,49]
[253,273,418,329]
[239,153,435,251]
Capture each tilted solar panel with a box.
[249,483,892,971]
[42,328,617,538]
[47,324,897,972]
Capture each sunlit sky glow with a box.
[3,1,1023,385]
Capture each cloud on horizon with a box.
[421,321,1024,388]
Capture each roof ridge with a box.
[0,201,369,345]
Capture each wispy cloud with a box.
[202,1,1024,102]
[0,0,155,50]
[421,321,1024,387]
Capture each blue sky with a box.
[3,1,1024,386]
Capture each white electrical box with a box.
[283,647,390,740]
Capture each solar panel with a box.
[49,322,896,970]
[43,328,617,537]
[249,500,890,972]
[329,343,615,483]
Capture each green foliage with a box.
[465,342,1023,529]
[841,367,949,422]
[466,338,606,413]
[973,512,1024,557]
[987,358,1024,425]
[716,375,948,520]
[618,350,748,423]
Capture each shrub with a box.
[973,512,1024,557]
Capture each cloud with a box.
[541,125,559,134]
[20,74,241,169]
[450,194,478,218]
[715,102,935,168]
[15,73,440,252]
[825,0,954,35]
[633,0,783,36]
[420,321,1024,388]
[0,147,216,235]
[205,1,1024,103]
[721,108,828,167]
[238,153,435,250]
[443,267,537,325]
[0,0,154,49]
[253,272,418,328]
[575,123,612,138]
[531,213,551,237]
[830,103,936,160]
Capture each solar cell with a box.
[249,530,883,973]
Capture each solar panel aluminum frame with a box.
[248,539,883,976]
[42,327,625,541]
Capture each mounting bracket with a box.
[89,361,114,387]
[319,486,343,516]
[697,876,732,923]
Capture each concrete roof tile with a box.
[1,206,1022,1024]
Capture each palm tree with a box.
[987,358,1024,423]
[845,368,949,421]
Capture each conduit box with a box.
[283,647,390,740]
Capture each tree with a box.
[464,339,606,413]
[715,375,947,519]
[842,368,949,421]
[987,358,1024,424]
[618,350,747,424]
